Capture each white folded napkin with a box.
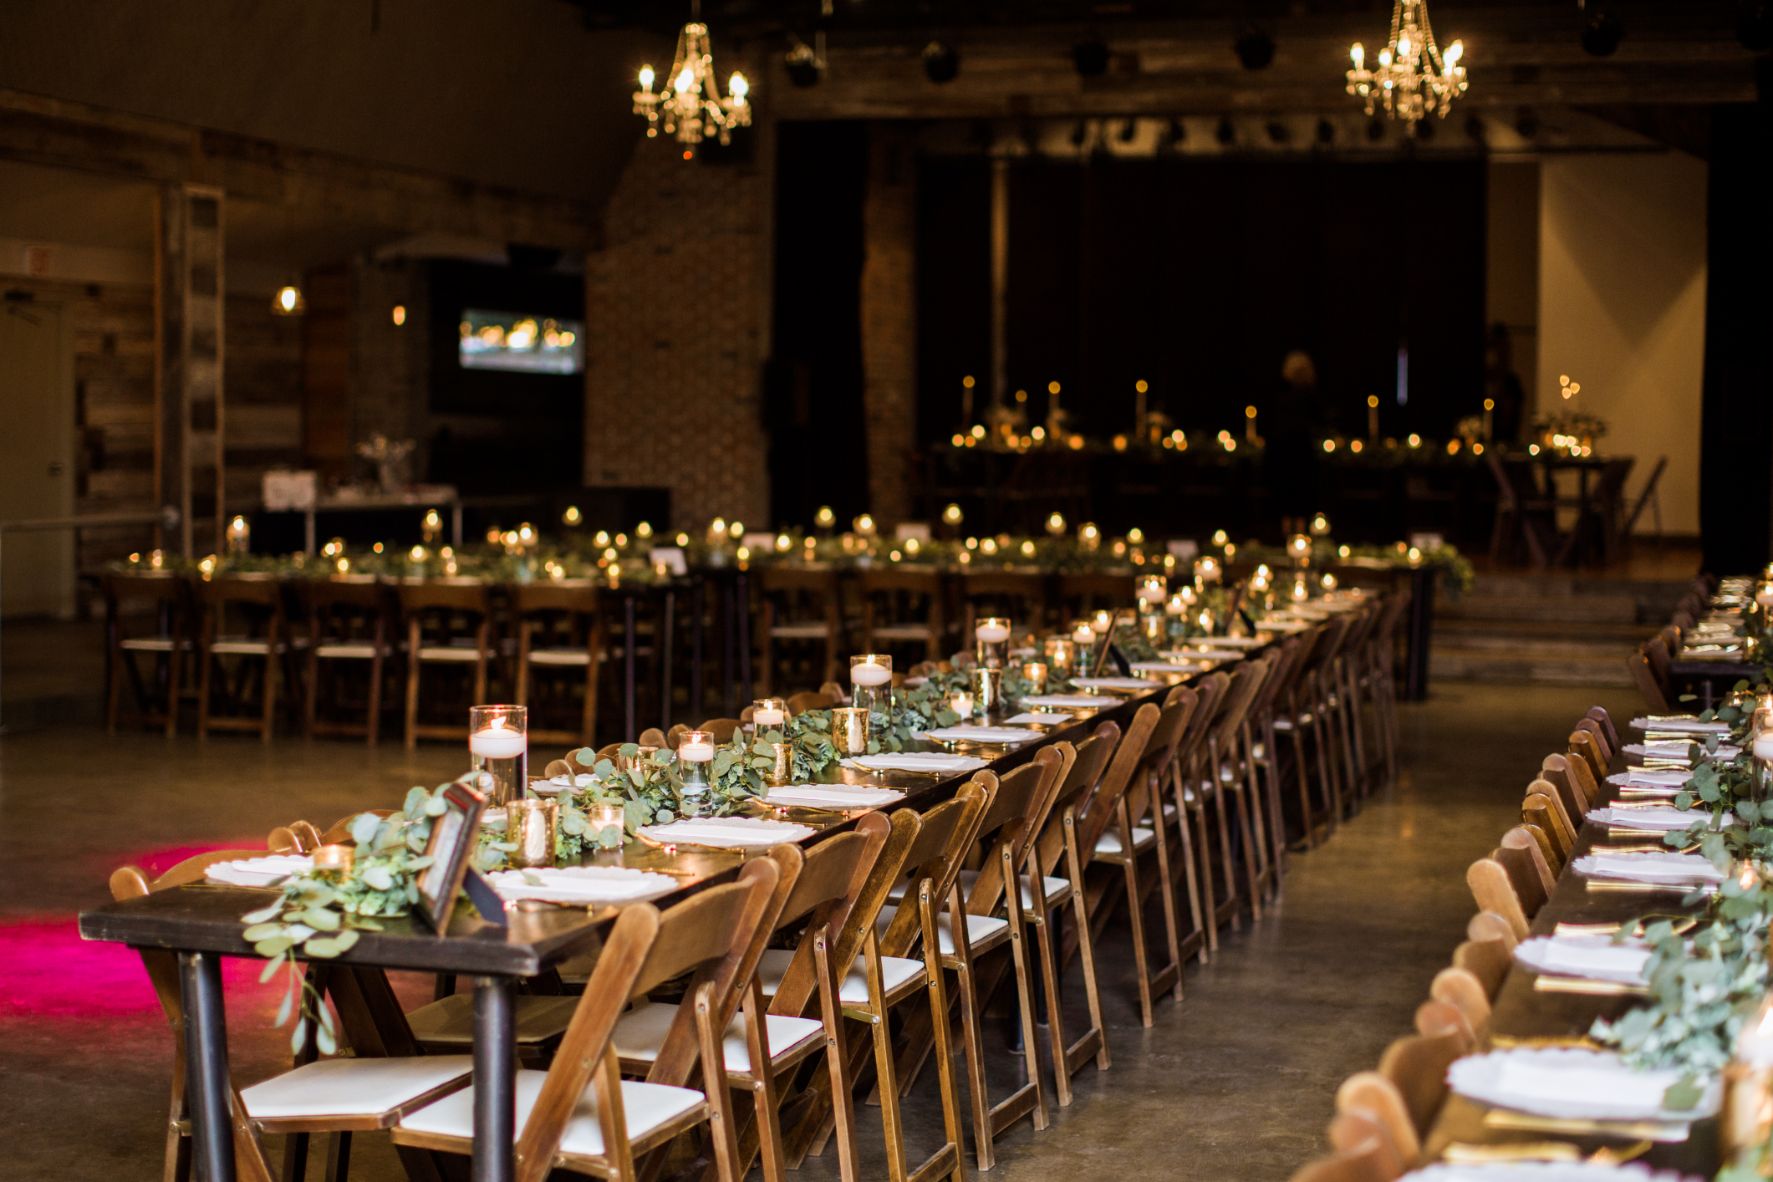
[1004,711,1070,726]
[1070,676,1157,691]
[840,752,989,773]
[1020,694,1111,709]
[1571,850,1726,884]
[1174,649,1248,662]
[1181,635,1266,649]
[918,725,1043,744]
[205,854,313,888]
[638,817,816,848]
[1128,661,1206,675]
[1405,1157,1702,1180]
[1589,805,1726,832]
[764,784,905,809]
[1449,1047,1717,1125]
[1259,619,1312,633]
[1609,767,1693,788]
[1513,935,1652,985]
[1633,715,1731,736]
[1629,739,1699,761]
[486,866,678,905]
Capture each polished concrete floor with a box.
[0,674,1642,1181]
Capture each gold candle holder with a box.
[1022,660,1049,695]
[1044,636,1078,678]
[765,740,794,786]
[832,706,870,756]
[974,616,1012,669]
[973,666,1004,717]
[506,798,559,869]
[311,844,354,877]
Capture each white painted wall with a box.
[1537,152,1707,536]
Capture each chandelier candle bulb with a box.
[468,706,528,807]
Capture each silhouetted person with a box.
[1264,351,1323,537]
[1485,323,1526,444]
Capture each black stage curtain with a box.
[1700,104,1773,574]
[915,154,1488,446]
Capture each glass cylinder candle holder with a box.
[1022,660,1049,695]
[1044,636,1077,678]
[831,707,870,756]
[849,653,894,716]
[973,666,1004,717]
[507,798,559,869]
[1290,578,1311,604]
[1757,581,1773,611]
[676,729,715,796]
[1136,573,1168,607]
[224,514,251,557]
[468,705,528,807]
[949,690,976,720]
[974,616,1012,668]
[1141,612,1165,645]
[588,800,626,846]
[1193,556,1222,586]
[1287,533,1312,566]
[751,697,789,733]
[422,507,444,545]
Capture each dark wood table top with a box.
[80,634,1278,975]
[1423,769,1721,1174]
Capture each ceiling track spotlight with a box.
[923,40,960,84]
[1579,1,1625,57]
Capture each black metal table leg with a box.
[179,950,236,1182]
[623,594,637,741]
[472,976,516,1182]
[659,588,676,732]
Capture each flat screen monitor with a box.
[458,308,584,375]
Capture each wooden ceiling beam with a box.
[0,89,601,250]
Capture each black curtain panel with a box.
[916,153,1487,446]
[1700,104,1773,573]
[769,121,870,530]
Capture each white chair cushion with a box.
[875,905,1009,956]
[769,623,831,639]
[416,645,483,662]
[1093,826,1157,856]
[119,637,183,652]
[528,648,593,666]
[241,1055,473,1120]
[612,1001,822,1072]
[870,624,931,639]
[956,868,1070,910]
[211,636,284,656]
[397,1067,703,1158]
[754,947,924,1007]
[315,642,381,659]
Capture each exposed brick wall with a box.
[583,109,774,532]
[859,128,917,528]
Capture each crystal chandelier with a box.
[632,6,751,155]
[1346,0,1468,131]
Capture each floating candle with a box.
[678,731,716,763]
[975,620,1012,644]
[469,717,527,759]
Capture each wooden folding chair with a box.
[757,566,844,695]
[1467,910,1519,952]
[1376,1027,1467,1136]
[1568,728,1609,785]
[113,848,473,1182]
[1629,637,1673,713]
[1429,966,1493,1042]
[399,580,494,747]
[957,569,1047,637]
[1334,1070,1424,1172]
[1300,1109,1405,1182]
[1585,704,1621,755]
[196,574,290,742]
[300,575,395,744]
[1413,999,1475,1047]
[859,567,947,664]
[395,861,783,1181]
[1452,937,1511,1000]
[1166,672,1229,957]
[103,570,194,737]
[512,579,606,747]
[1540,753,1599,817]
[1465,852,1539,944]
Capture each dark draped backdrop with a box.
[916,153,1488,445]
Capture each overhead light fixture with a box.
[391,304,407,327]
[271,284,305,317]
[632,4,752,156]
[1073,37,1110,78]
[1346,0,1468,133]
[784,38,824,87]
[923,40,960,84]
[1580,2,1624,56]
[1235,26,1276,71]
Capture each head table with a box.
[78,634,1274,1182]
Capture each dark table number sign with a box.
[416,773,506,931]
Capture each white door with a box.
[0,302,76,618]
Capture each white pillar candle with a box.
[1165,592,1187,616]
[753,706,785,729]
[850,660,892,687]
[975,621,1011,644]
[469,721,527,759]
[1072,623,1095,644]
[1089,610,1112,635]
[679,736,716,763]
[1753,733,1773,763]
[1757,582,1773,609]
